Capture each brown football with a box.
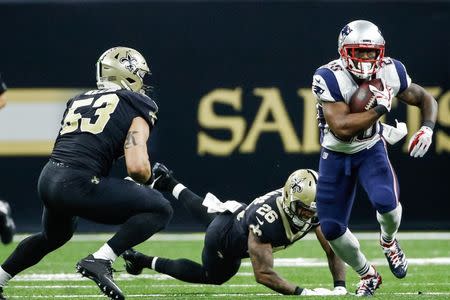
[349,78,383,113]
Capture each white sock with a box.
[377,203,402,243]
[151,257,158,270]
[172,183,186,199]
[92,243,118,262]
[329,228,373,276]
[0,266,12,287]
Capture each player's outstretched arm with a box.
[397,83,438,158]
[314,226,347,294]
[322,101,384,140]
[124,116,151,184]
[248,231,299,295]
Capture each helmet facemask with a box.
[340,45,385,79]
[285,194,318,230]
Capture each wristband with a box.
[373,105,388,116]
[293,286,303,295]
[422,120,435,130]
[334,280,346,288]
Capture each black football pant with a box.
[153,212,241,284]
[2,160,173,276]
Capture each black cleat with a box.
[76,255,124,300]
[150,163,173,191]
[122,248,149,276]
[0,287,6,300]
[0,201,15,245]
[381,238,408,279]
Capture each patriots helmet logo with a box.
[120,53,138,72]
[341,25,353,38]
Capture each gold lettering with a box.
[436,90,450,154]
[240,88,301,153]
[197,88,246,156]
[298,88,320,153]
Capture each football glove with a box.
[381,120,408,145]
[331,286,348,295]
[369,79,393,112]
[407,126,433,158]
[300,288,334,296]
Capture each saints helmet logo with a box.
[120,53,138,72]
[291,177,305,193]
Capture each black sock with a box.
[154,257,208,283]
[109,211,170,255]
[178,189,215,227]
[164,177,179,192]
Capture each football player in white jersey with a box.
[311,20,438,296]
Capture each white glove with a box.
[407,126,433,158]
[301,288,334,296]
[381,120,408,145]
[368,79,393,112]
[331,286,348,295]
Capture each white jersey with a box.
[311,57,411,154]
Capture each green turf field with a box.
[0,233,448,299]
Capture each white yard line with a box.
[12,232,450,242]
[8,257,450,282]
[6,292,450,298]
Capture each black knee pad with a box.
[320,221,346,241]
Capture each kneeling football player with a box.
[123,163,347,296]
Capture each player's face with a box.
[354,48,378,60]
[296,206,315,221]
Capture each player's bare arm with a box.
[315,225,346,283]
[124,116,151,183]
[322,101,382,140]
[397,83,438,125]
[247,230,298,295]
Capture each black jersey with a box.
[51,88,158,176]
[221,189,318,259]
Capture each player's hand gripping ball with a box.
[350,78,393,113]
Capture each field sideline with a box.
[0,232,449,299]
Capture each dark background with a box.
[0,0,449,232]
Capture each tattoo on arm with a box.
[124,131,139,149]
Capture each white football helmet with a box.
[96,47,151,93]
[338,20,385,79]
[282,169,319,230]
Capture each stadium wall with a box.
[0,0,448,231]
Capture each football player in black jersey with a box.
[0,48,173,300]
[123,163,347,296]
